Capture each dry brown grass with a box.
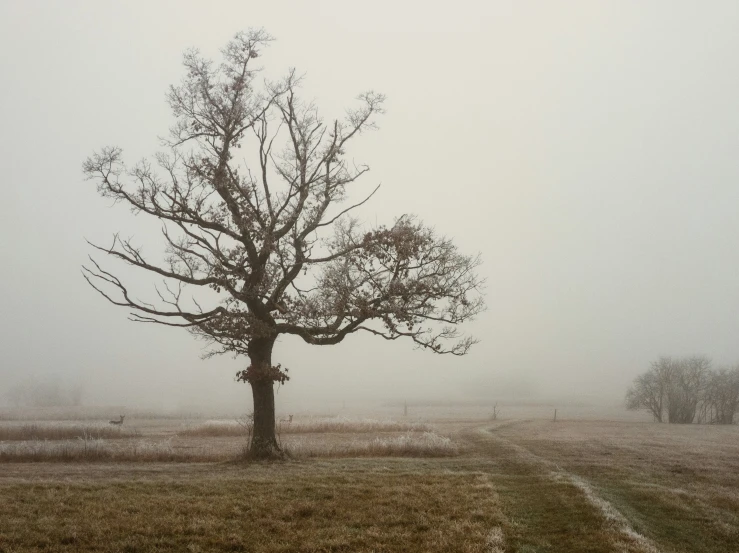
[0,437,225,463]
[0,423,134,441]
[0,461,505,553]
[2,407,738,552]
[284,431,459,458]
[178,416,434,437]
[176,419,251,437]
[480,419,739,553]
[0,406,208,421]
[284,417,434,433]
[0,431,458,463]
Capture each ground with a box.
[0,406,737,552]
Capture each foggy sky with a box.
[2,0,739,412]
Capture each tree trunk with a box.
[247,336,281,458]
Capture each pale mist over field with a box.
[2,1,739,414]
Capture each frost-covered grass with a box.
[1,412,737,552]
[179,417,434,437]
[485,419,739,553]
[286,417,434,434]
[0,407,211,421]
[284,432,459,458]
[177,418,251,437]
[0,423,134,441]
[0,437,223,462]
[0,428,457,462]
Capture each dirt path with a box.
[459,421,663,553]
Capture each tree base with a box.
[244,437,285,460]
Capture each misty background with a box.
[2,0,739,413]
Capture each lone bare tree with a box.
[82,30,485,457]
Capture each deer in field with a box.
[109,415,125,426]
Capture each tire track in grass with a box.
[565,474,660,553]
[470,471,508,553]
[466,422,662,553]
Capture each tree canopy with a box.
[82,29,485,456]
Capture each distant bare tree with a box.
[82,30,485,458]
[666,355,710,424]
[625,357,671,422]
[700,366,739,425]
[627,355,723,424]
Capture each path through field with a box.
[461,421,657,552]
[1,417,737,552]
[459,419,739,553]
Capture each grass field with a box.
[0,407,737,552]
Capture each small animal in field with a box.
[109,415,125,426]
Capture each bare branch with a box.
[82,30,483,365]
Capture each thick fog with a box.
[2,1,739,413]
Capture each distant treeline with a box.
[626,356,739,424]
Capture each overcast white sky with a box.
[2,0,739,412]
